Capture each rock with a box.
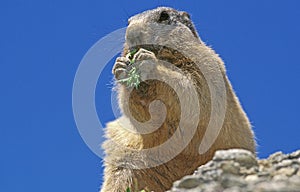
[213,149,258,168]
[268,151,287,164]
[223,186,243,192]
[220,161,240,175]
[245,174,259,182]
[220,175,246,188]
[275,159,293,169]
[174,176,200,189]
[289,150,300,159]
[274,167,297,177]
[169,149,300,192]
[272,174,289,181]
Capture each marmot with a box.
[101,7,256,192]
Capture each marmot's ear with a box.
[181,11,191,20]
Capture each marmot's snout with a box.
[125,22,146,48]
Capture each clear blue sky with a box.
[1,0,299,191]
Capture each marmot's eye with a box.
[158,11,170,22]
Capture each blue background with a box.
[1,0,299,191]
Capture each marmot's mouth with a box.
[128,44,161,55]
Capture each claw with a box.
[114,68,127,80]
[116,57,131,65]
[133,48,156,62]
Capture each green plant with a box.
[117,49,141,89]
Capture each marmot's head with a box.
[125,7,201,51]
[128,7,199,38]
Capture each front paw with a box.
[112,56,131,81]
[133,49,157,81]
[132,48,156,63]
[112,48,158,88]
[112,56,141,88]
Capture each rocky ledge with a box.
[169,149,300,192]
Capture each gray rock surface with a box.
[168,149,300,192]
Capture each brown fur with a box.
[101,7,255,192]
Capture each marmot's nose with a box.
[125,22,146,48]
